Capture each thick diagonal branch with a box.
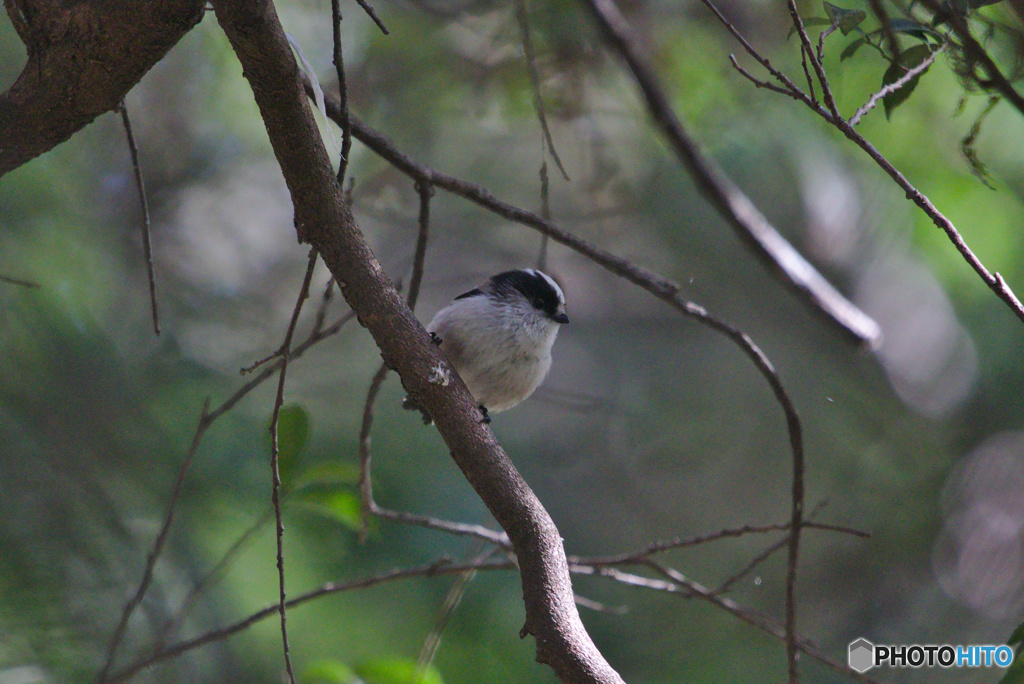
[0,0,205,176]
[210,1,621,681]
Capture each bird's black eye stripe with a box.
[488,269,563,318]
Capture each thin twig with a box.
[916,0,1024,116]
[371,505,511,546]
[417,543,495,678]
[513,0,570,182]
[729,55,805,99]
[0,274,41,288]
[800,40,818,103]
[849,43,945,126]
[408,181,433,311]
[357,178,440,539]
[700,0,820,111]
[712,501,832,596]
[214,309,358,426]
[354,0,389,35]
[868,0,901,61]
[702,0,1024,332]
[110,549,882,684]
[513,0,563,270]
[152,506,275,651]
[580,0,881,348]
[817,22,839,66]
[266,248,319,684]
[713,535,790,596]
[313,277,336,333]
[574,520,867,568]
[357,361,391,542]
[106,557,517,683]
[580,562,883,684]
[331,0,352,183]
[537,159,550,270]
[99,299,356,683]
[97,400,213,683]
[787,0,841,121]
[118,102,160,336]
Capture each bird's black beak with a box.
[553,313,570,324]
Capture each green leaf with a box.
[840,36,867,61]
[887,18,944,43]
[302,659,358,684]
[1000,655,1024,684]
[295,488,364,532]
[293,459,360,490]
[355,657,444,684]
[882,44,935,119]
[823,2,866,35]
[1010,620,1024,648]
[838,9,867,34]
[276,403,310,486]
[789,16,832,38]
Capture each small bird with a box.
[404,269,569,424]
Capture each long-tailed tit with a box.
[404,269,569,424]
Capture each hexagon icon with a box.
[848,638,875,673]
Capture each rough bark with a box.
[0,0,205,176]
[209,2,622,681]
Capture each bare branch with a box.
[786,0,842,121]
[729,55,806,99]
[212,2,624,678]
[581,0,881,349]
[100,298,356,680]
[353,0,388,35]
[335,116,813,672]
[357,360,390,541]
[574,520,868,567]
[265,248,320,684]
[849,44,946,126]
[700,0,814,106]
[917,0,1024,117]
[581,562,883,684]
[371,505,511,546]
[702,0,1024,335]
[513,0,570,182]
[106,557,518,683]
[98,399,213,682]
[407,180,433,311]
[113,548,884,684]
[331,0,352,183]
[867,0,901,61]
[713,535,790,596]
[0,0,205,175]
[0,273,41,288]
[118,101,160,335]
[417,544,496,675]
[152,506,275,651]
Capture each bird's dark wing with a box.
[453,288,484,301]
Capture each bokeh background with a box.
[3,0,1024,682]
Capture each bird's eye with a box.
[532,298,544,310]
